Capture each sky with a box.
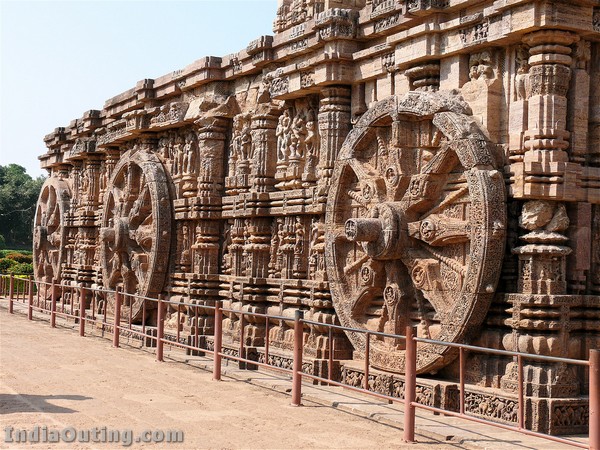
[0,0,277,178]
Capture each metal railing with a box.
[1,274,597,450]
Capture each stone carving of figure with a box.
[304,116,317,157]
[172,135,184,176]
[221,225,232,275]
[290,112,307,159]
[183,132,197,175]
[276,220,286,276]
[230,114,252,175]
[180,224,191,267]
[469,51,494,81]
[240,116,252,161]
[229,116,243,175]
[294,216,305,256]
[269,218,282,277]
[515,46,530,101]
[574,40,591,71]
[159,136,169,161]
[302,115,318,180]
[276,110,292,163]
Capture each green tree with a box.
[0,164,46,248]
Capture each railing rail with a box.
[0,273,596,450]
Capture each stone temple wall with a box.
[34,0,599,434]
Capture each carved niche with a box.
[325,91,506,374]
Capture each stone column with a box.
[521,30,578,198]
[405,62,440,92]
[191,221,221,276]
[317,86,351,188]
[196,117,228,197]
[242,217,272,279]
[250,109,278,192]
[502,201,579,401]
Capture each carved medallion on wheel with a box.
[33,177,71,284]
[100,148,172,321]
[325,91,506,374]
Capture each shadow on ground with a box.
[0,393,92,414]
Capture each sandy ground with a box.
[0,308,462,450]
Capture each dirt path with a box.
[0,309,461,449]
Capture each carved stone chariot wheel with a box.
[33,177,71,285]
[325,92,506,374]
[100,148,171,321]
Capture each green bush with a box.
[7,262,33,275]
[0,258,17,273]
[5,252,32,263]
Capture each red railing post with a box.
[590,349,599,450]
[9,274,14,313]
[113,288,122,348]
[459,347,465,415]
[79,285,86,336]
[50,280,56,328]
[364,332,370,391]
[27,276,33,320]
[517,354,524,429]
[213,301,223,381]
[291,309,304,406]
[239,312,246,370]
[403,326,417,443]
[156,295,165,362]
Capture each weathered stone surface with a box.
[34,0,599,435]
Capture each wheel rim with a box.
[100,148,172,321]
[33,177,70,284]
[325,92,506,374]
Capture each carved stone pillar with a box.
[502,200,579,399]
[191,221,221,275]
[317,86,351,186]
[518,31,579,199]
[250,109,278,192]
[513,201,571,296]
[405,62,440,91]
[81,157,102,211]
[196,117,228,197]
[242,217,272,279]
[230,218,246,277]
